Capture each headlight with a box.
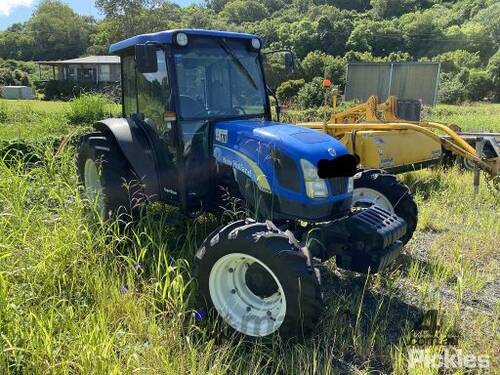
[300,159,328,198]
[251,38,261,50]
[347,177,354,193]
[175,32,189,47]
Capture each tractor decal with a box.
[213,144,271,192]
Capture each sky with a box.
[0,0,196,30]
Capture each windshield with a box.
[174,37,267,120]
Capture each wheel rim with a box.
[209,253,286,337]
[352,187,394,213]
[84,159,105,217]
[462,157,476,171]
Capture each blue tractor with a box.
[77,29,416,338]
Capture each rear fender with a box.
[95,118,160,200]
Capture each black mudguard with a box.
[95,118,160,201]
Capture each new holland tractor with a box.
[77,29,416,338]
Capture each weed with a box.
[66,94,116,125]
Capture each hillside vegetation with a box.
[0,98,498,373]
[0,0,499,104]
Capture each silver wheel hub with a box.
[352,187,394,213]
[209,253,286,337]
[84,159,105,217]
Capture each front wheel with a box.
[195,220,322,338]
[352,170,418,245]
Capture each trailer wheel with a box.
[77,130,142,220]
[195,220,322,338]
[460,144,497,172]
[352,170,417,245]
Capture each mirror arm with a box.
[267,85,280,122]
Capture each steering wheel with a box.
[179,95,207,118]
[233,106,247,115]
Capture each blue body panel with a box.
[110,29,259,54]
[213,119,352,207]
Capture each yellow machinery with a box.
[298,94,500,191]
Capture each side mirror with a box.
[135,44,158,73]
[284,52,295,74]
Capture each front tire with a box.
[195,220,322,339]
[77,130,142,221]
[352,170,417,245]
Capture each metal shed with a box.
[344,62,440,105]
[1,86,35,100]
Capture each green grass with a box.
[425,103,500,132]
[0,99,120,140]
[0,99,498,373]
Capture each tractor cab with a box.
[111,30,278,211]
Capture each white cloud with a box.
[0,0,35,16]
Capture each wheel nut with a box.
[231,289,236,294]
[228,268,234,273]
[246,306,251,312]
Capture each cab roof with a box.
[109,29,259,55]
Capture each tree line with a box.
[0,0,498,104]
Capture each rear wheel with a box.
[77,130,142,220]
[195,220,322,338]
[352,170,417,245]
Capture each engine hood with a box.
[213,119,349,163]
[211,118,354,221]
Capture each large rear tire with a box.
[194,220,322,339]
[352,170,417,245]
[77,130,142,221]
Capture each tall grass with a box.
[0,100,498,373]
[67,94,116,125]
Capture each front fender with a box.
[95,118,160,200]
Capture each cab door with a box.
[130,50,180,203]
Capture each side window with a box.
[122,55,137,116]
[137,50,171,136]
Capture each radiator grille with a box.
[329,177,349,195]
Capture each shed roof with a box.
[38,56,120,65]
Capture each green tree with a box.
[466,69,493,101]
[444,23,496,63]
[297,77,330,108]
[0,26,35,60]
[432,50,481,73]
[301,51,345,84]
[347,19,405,56]
[205,0,231,12]
[28,0,94,60]
[487,50,500,101]
[370,0,427,19]
[276,79,305,103]
[438,70,468,104]
[311,6,354,56]
[95,0,183,42]
[223,1,269,23]
[301,51,331,81]
[313,0,370,11]
[400,10,446,58]
[277,19,320,58]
